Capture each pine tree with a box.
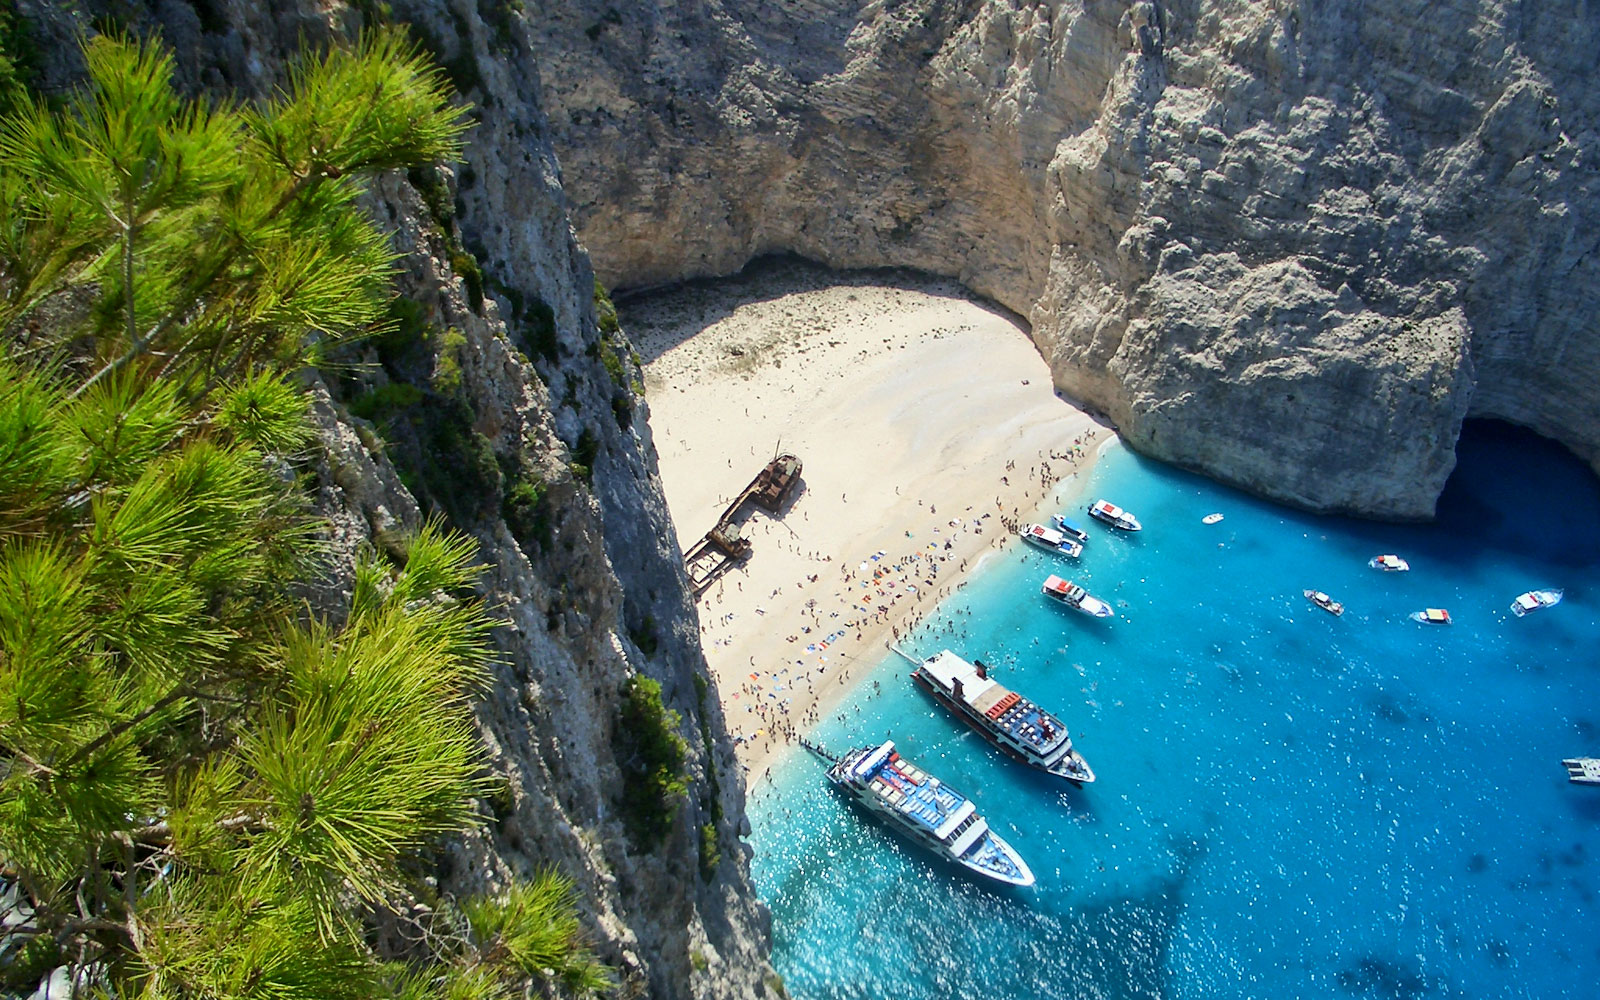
[0,30,611,999]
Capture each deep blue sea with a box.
[747,421,1600,1000]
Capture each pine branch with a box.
[129,811,262,847]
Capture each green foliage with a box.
[593,275,619,334]
[501,471,550,551]
[0,0,38,117]
[628,614,659,658]
[419,400,502,519]
[699,822,722,878]
[349,0,394,27]
[379,295,430,359]
[611,392,633,430]
[408,162,455,230]
[0,31,562,1000]
[433,327,468,395]
[526,296,559,362]
[691,672,722,880]
[461,873,614,997]
[584,8,623,42]
[451,251,485,313]
[570,426,600,483]
[0,934,61,992]
[598,339,626,387]
[214,370,316,453]
[0,28,467,396]
[614,675,688,849]
[350,379,425,420]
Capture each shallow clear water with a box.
[747,422,1600,999]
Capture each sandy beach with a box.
[621,261,1110,778]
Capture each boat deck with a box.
[853,749,967,833]
[1565,757,1600,785]
[919,651,1069,755]
[989,695,1066,752]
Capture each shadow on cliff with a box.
[615,252,1027,365]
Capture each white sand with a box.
[621,262,1109,777]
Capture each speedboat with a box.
[1510,589,1563,617]
[1088,499,1141,531]
[1020,522,1083,558]
[1304,589,1344,616]
[1050,515,1090,545]
[1041,574,1113,618]
[1409,608,1451,625]
[910,649,1095,784]
[1369,554,1410,572]
[823,741,1035,886]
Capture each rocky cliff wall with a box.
[18,1,774,996]
[531,0,1600,518]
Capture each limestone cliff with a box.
[531,0,1600,518]
[17,1,774,996]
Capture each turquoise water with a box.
[747,422,1600,999]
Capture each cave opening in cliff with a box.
[1432,419,1600,569]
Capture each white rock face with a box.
[532,0,1600,516]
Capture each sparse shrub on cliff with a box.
[451,250,486,313]
[502,469,552,550]
[598,338,626,387]
[700,822,722,878]
[570,426,600,482]
[594,275,620,334]
[527,296,561,361]
[614,674,689,849]
[350,379,425,420]
[419,399,503,518]
[629,614,661,657]
[433,326,469,395]
[692,673,724,880]
[584,7,623,42]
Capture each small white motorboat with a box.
[1409,608,1451,625]
[1019,522,1083,558]
[1201,513,1224,525]
[1304,589,1344,616]
[1041,574,1113,618]
[1369,554,1410,572]
[1088,499,1142,531]
[1510,589,1563,617]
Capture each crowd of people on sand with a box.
[696,429,1103,773]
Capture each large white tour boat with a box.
[821,741,1035,887]
[909,649,1094,784]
